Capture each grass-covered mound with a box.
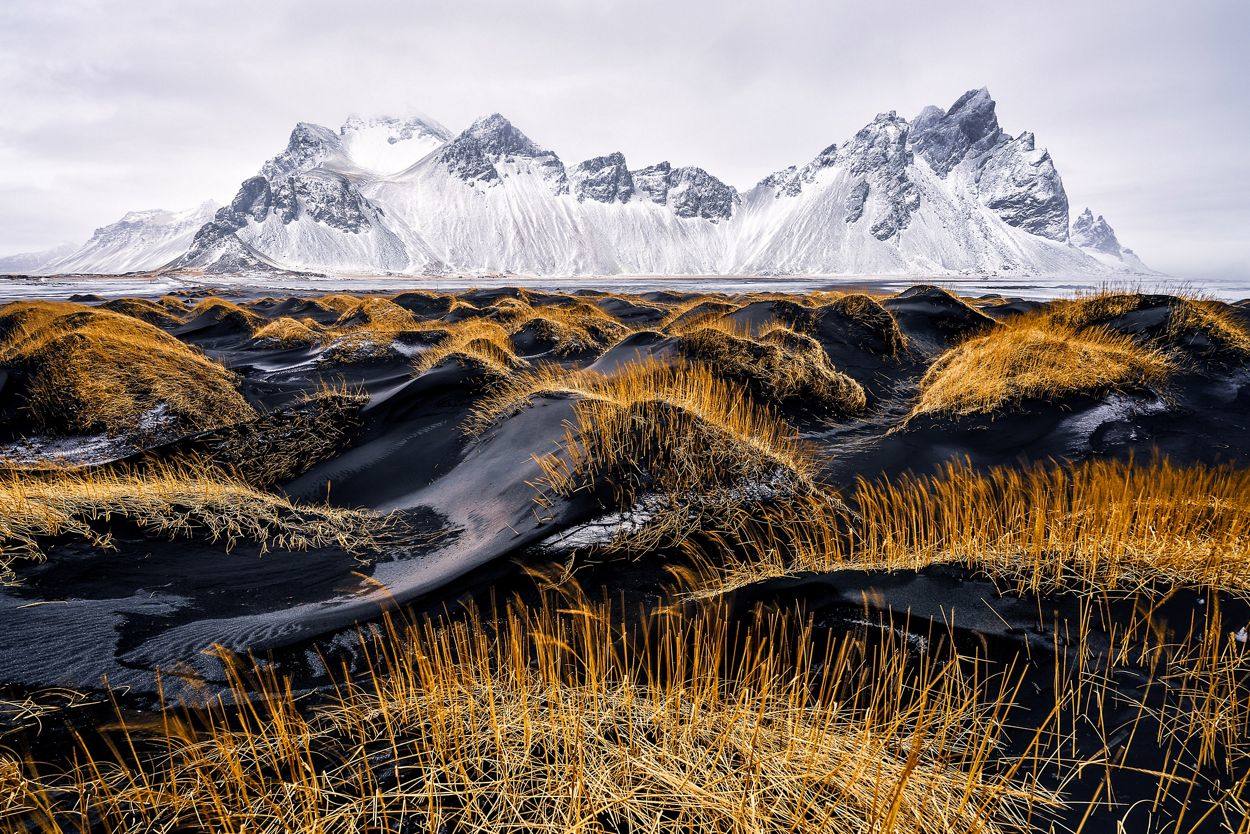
[1046,291,1250,362]
[675,320,866,415]
[485,296,629,356]
[390,289,465,318]
[99,297,184,328]
[882,285,998,351]
[0,461,386,582]
[0,301,255,436]
[185,297,265,332]
[659,297,742,331]
[471,359,828,551]
[331,296,419,332]
[807,293,908,357]
[251,315,323,348]
[318,297,423,361]
[911,316,1171,419]
[413,318,527,376]
[144,386,369,488]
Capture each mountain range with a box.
[1,89,1153,278]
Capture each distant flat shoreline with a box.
[0,271,1244,303]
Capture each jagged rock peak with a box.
[261,122,343,181]
[632,162,738,221]
[458,113,550,158]
[909,87,1004,177]
[974,131,1069,241]
[632,162,675,204]
[844,111,912,175]
[569,152,635,203]
[1071,208,1123,255]
[437,113,566,190]
[843,112,918,240]
[758,142,839,195]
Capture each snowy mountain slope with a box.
[366,115,740,275]
[339,115,452,175]
[0,243,76,275]
[8,90,1153,277]
[731,102,1093,275]
[1071,207,1153,272]
[1,202,220,275]
[170,119,442,274]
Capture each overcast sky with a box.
[1,0,1246,279]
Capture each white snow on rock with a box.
[4,89,1156,278]
[2,202,219,276]
[1071,207,1155,273]
[339,114,452,176]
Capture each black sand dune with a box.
[1,285,1249,833]
[0,287,1247,694]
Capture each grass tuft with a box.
[0,301,255,436]
[1047,291,1250,361]
[911,317,1171,419]
[474,360,820,551]
[251,316,322,348]
[413,319,525,375]
[99,298,184,328]
[187,297,265,330]
[0,461,388,582]
[675,320,867,414]
[679,457,1250,599]
[8,601,1052,834]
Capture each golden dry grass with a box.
[0,301,255,436]
[311,293,365,316]
[659,296,742,331]
[235,291,638,365]
[150,384,369,488]
[413,318,526,375]
[485,296,630,355]
[250,316,322,347]
[99,297,184,328]
[472,359,821,552]
[675,319,867,414]
[676,457,1250,599]
[1046,291,1250,361]
[244,293,617,367]
[0,461,387,582]
[0,757,37,824]
[471,359,812,477]
[332,296,419,331]
[849,456,1250,593]
[390,289,479,320]
[187,297,265,330]
[316,297,423,360]
[911,317,1171,419]
[5,601,1054,834]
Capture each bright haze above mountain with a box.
[1,0,1245,280]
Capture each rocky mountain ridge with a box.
[2,91,1153,277]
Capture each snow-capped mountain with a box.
[1071,207,1152,272]
[0,243,77,275]
[9,90,1155,277]
[1,202,219,275]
